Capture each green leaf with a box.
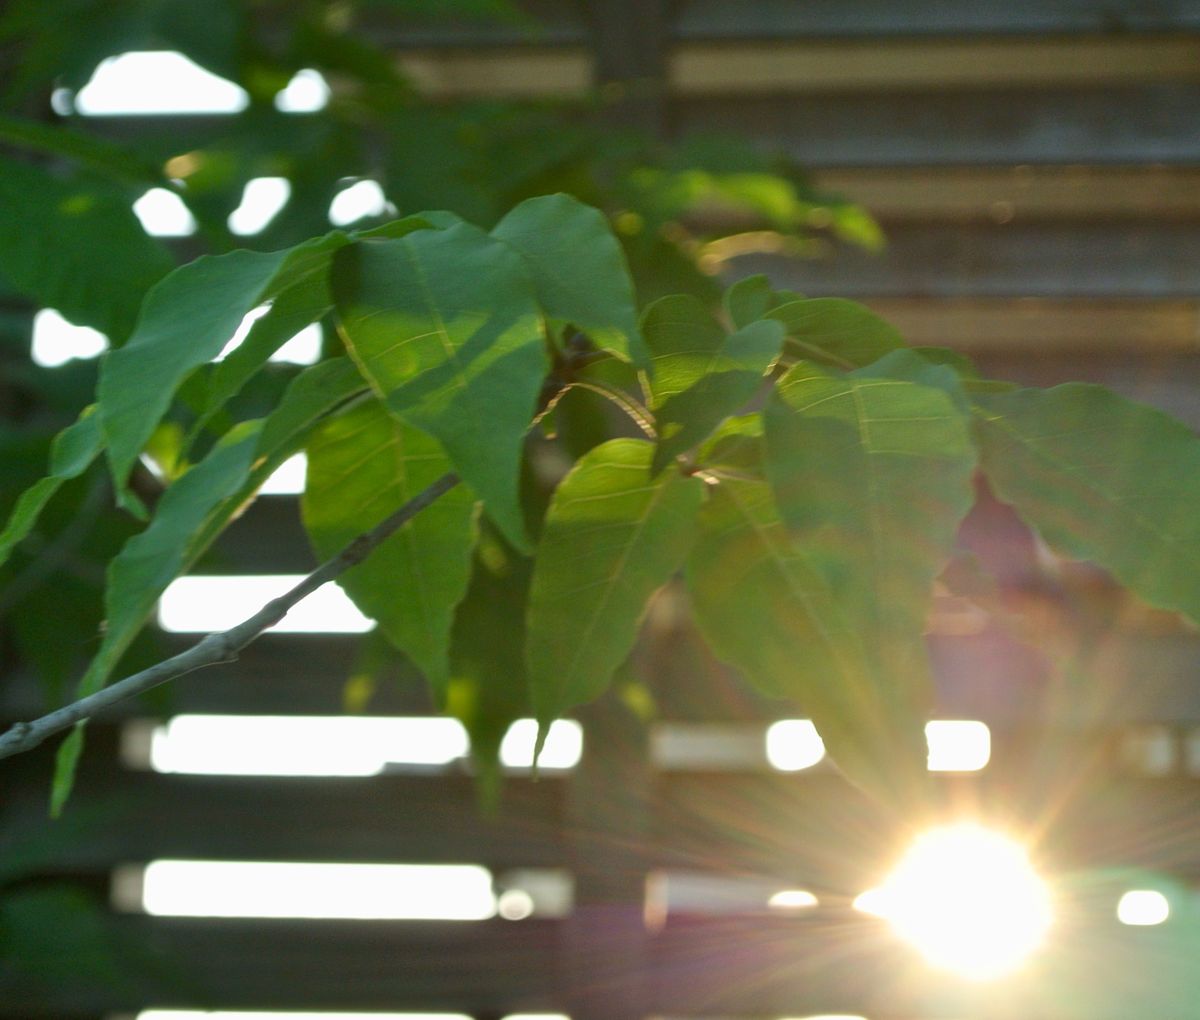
[527,438,703,734]
[761,361,977,794]
[98,232,349,510]
[52,422,262,814]
[0,113,164,187]
[687,477,919,801]
[195,276,335,445]
[0,407,102,571]
[50,355,356,813]
[302,398,477,692]
[331,223,546,552]
[0,156,173,340]
[973,384,1200,624]
[769,297,905,369]
[723,274,774,328]
[642,294,785,472]
[446,526,534,807]
[492,193,646,367]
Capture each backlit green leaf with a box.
[0,407,103,571]
[723,274,774,328]
[642,294,784,472]
[770,297,905,369]
[527,438,703,735]
[302,398,477,692]
[331,223,546,551]
[973,384,1200,624]
[492,193,646,367]
[99,232,349,509]
[761,360,977,794]
[687,477,920,800]
[0,156,173,341]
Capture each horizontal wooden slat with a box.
[385,35,1200,99]
[817,165,1200,221]
[867,298,1200,352]
[9,732,1200,883]
[676,84,1200,165]
[0,916,566,1015]
[738,221,1200,296]
[671,36,1200,94]
[397,46,591,97]
[676,0,1200,38]
[4,907,1193,1018]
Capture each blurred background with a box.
[1,2,1199,1018]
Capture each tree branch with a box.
[0,472,460,761]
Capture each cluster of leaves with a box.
[0,0,876,739]
[6,193,1200,814]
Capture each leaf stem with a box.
[570,380,657,439]
[0,472,460,762]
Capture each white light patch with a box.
[500,719,582,770]
[273,322,322,364]
[217,306,322,365]
[258,453,308,495]
[868,824,1052,980]
[228,177,292,235]
[275,68,332,113]
[31,309,107,367]
[503,1016,571,1020]
[765,719,826,771]
[926,720,991,772]
[158,576,373,634]
[73,52,249,115]
[329,180,390,226]
[137,860,496,919]
[148,715,468,776]
[139,1013,471,1020]
[1117,889,1170,926]
[767,889,819,911]
[133,187,197,236]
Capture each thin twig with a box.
[0,472,460,761]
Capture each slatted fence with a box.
[3,2,1200,1018]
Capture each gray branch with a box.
[0,472,460,761]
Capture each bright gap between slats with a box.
[137,1013,474,1020]
[132,861,496,920]
[66,52,249,115]
[133,716,583,775]
[765,719,990,772]
[133,1013,566,1019]
[158,576,373,634]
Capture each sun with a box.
[860,822,1053,981]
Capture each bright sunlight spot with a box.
[258,453,308,495]
[158,576,373,634]
[216,306,322,365]
[767,889,820,911]
[228,177,292,235]
[31,309,107,366]
[329,180,391,226]
[148,715,469,776]
[926,720,991,772]
[1117,889,1171,926]
[864,823,1052,980]
[275,68,332,112]
[72,52,249,115]
[500,719,583,769]
[765,719,826,771]
[139,1013,472,1020]
[133,187,197,237]
[135,861,496,920]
